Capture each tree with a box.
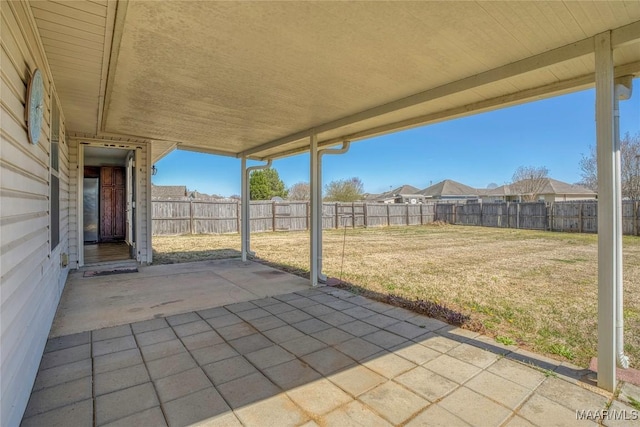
[288,182,310,200]
[324,177,364,202]
[579,132,640,200]
[511,166,549,202]
[249,168,288,200]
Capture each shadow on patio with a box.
[22,260,634,426]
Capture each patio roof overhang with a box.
[28,0,640,394]
[32,1,640,163]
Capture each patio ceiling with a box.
[33,1,640,160]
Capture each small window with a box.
[50,100,60,251]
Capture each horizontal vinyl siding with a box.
[0,2,70,426]
[68,138,78,265]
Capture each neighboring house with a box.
[189,191,224,200]
[151,185,187,199]
[151,186,223,200]
[480,178,597,203]
[419,179,479,202]
[369,185,427,204]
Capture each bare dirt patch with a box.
[153,225,640,368]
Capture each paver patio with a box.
[21,264,638,426]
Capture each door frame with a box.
[77,141,144,267]
[125,152,134,247]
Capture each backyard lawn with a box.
[153,225,640,369]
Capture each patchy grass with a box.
[152,225,640,368]
[496,336,517,346]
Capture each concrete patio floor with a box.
[50,259,310,337]
[22,262,639,426]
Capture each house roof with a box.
[371,185,423,201]
[420,180,478,197]
[30,1,640,162]
[484,178,596,197]
[151,185,187,198]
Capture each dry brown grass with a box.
[153,225,640,368]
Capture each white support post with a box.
[241,156,249,262]
[317,141,351,283]
[317,152,326,283]
[595,31,617,392]
[241,157,272,262]
[614,76,632,370]
[310,134,319,286]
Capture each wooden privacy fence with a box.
[152,200,435,235]
[449,201,639,235]
[152,199,640,236]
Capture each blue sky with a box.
[154,80,640,197]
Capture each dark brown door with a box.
[100,167,126,241]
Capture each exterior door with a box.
[100,167,126,241]
[125,153,134,246]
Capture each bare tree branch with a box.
[579,132,640,199]
[324,177,365,202]
[511,166,549,202]
[288,182,310,200]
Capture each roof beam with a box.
[177,143,239,158]
[96,0,117,135]
[611,20,640,48]
[240,36,596,157]
[150,140,178,163]
[262,59,640,160]
[101,0,129,134]
[243,20,639,159]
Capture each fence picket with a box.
[151,199,639,236]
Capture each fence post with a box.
[387,203,391,226]
[420,203,424,226]
[579,202,583,233]
[189,200,194,234]
[352,202,356,228]
[363,203,368,228]
[633,200,640,236]
[335,203,339,229]
[548,203,553,231]
[272,201,276,232]
[516,203,520,229]
[236,201,240,233]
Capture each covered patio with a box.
[22,262,633,426]
[2,1,640,425]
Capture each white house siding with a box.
[68,137,78,265]
[544,194,597,203]
[0,2,70,426]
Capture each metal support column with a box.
[241,157,271,262]
[241,157,249,262]
[614,76,632,370]
[595,31,617,392]
[310,134,319,286]
[317,142,350,283]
